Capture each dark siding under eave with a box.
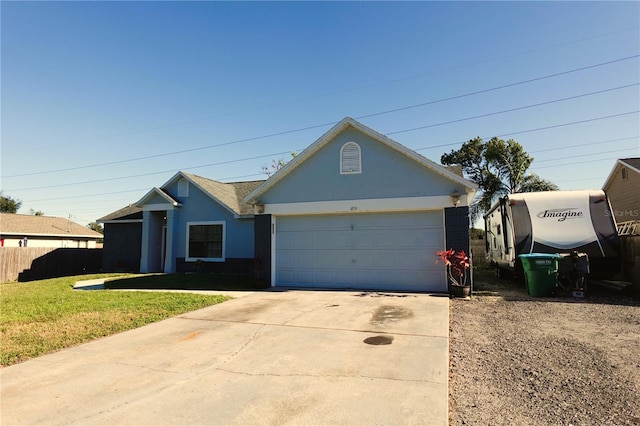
[445,206,470,253]
[102,222,142,272]
[254,214,272,283]
[445,206,471,284]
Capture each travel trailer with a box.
[484,190,621,279]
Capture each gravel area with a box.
[449,270,640,425]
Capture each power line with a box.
[533,147,639,163]
[24,188,150,203]
[35,142,634,207]
[359,56,639,121]
[386,83,637,135]
[493,111,639,139]
[413,112,639,152]
[416,135,638,155]
[554,177,609,183]
[21,27,639,154]
[4,55,637,179]
[9,109,638,193]
[532,154,639,169]
[528,136,638,154]
[8,152,292,191]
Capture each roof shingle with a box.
[180,173,264,216]
[0,213,103,238]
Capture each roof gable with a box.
[178,172,264,216]
[0,213,103,238]
[136,187,181,207]
[603,157,640,191]
[620,158,640,173]
[245,117,477,204]
[138,171,264,217]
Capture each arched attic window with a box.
[178,178,189,197]
[340,142,362,174]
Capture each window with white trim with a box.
[340,142,362,174]
[186,221,225,261]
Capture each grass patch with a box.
[0,274,230,366]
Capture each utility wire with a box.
[10,152,292,191]
[415,134,638,153]
[528,136,638,154]
[31,146,637,213]
[387,83,637,135]
[359,56,639,121]
[4,55,637,179]
[533,147,640,163]
[412,111,639,152]
[23,135,637,204]
[532,155,639,169]
[38,143,634,209]
[23,27,639,152]
[10,109,639,193]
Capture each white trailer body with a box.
[484,190,620,278]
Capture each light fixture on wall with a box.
[450,190,461,207]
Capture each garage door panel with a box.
[275,212,445,291]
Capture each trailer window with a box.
[497,225,501,235]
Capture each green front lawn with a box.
[0,274,233,366]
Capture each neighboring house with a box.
[245,117,477,292]
[97,204,143,272]
[603,158,640,291]
[0,213,103,248]
[602,157,640,225]
[100,117,477,292]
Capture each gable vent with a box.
[340,142,362,174]
[178,178,189,197]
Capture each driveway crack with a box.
[214,367,445,385]
[219,323,265,366]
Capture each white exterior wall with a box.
[0,236,97,248]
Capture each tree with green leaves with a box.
[441,137,558,220]
[87,222,104,234]
[0,194,22,213]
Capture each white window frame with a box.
[340,141,362,174]
[185,221,225,262]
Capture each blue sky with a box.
[2,1,638,225]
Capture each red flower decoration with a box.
[436,249,470,286]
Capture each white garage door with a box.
[275,211,445,292]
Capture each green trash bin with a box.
[518,254,559,297]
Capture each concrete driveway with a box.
[0,289,449,425]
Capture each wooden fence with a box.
[620,235,640,296]
[0,247,103,283]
